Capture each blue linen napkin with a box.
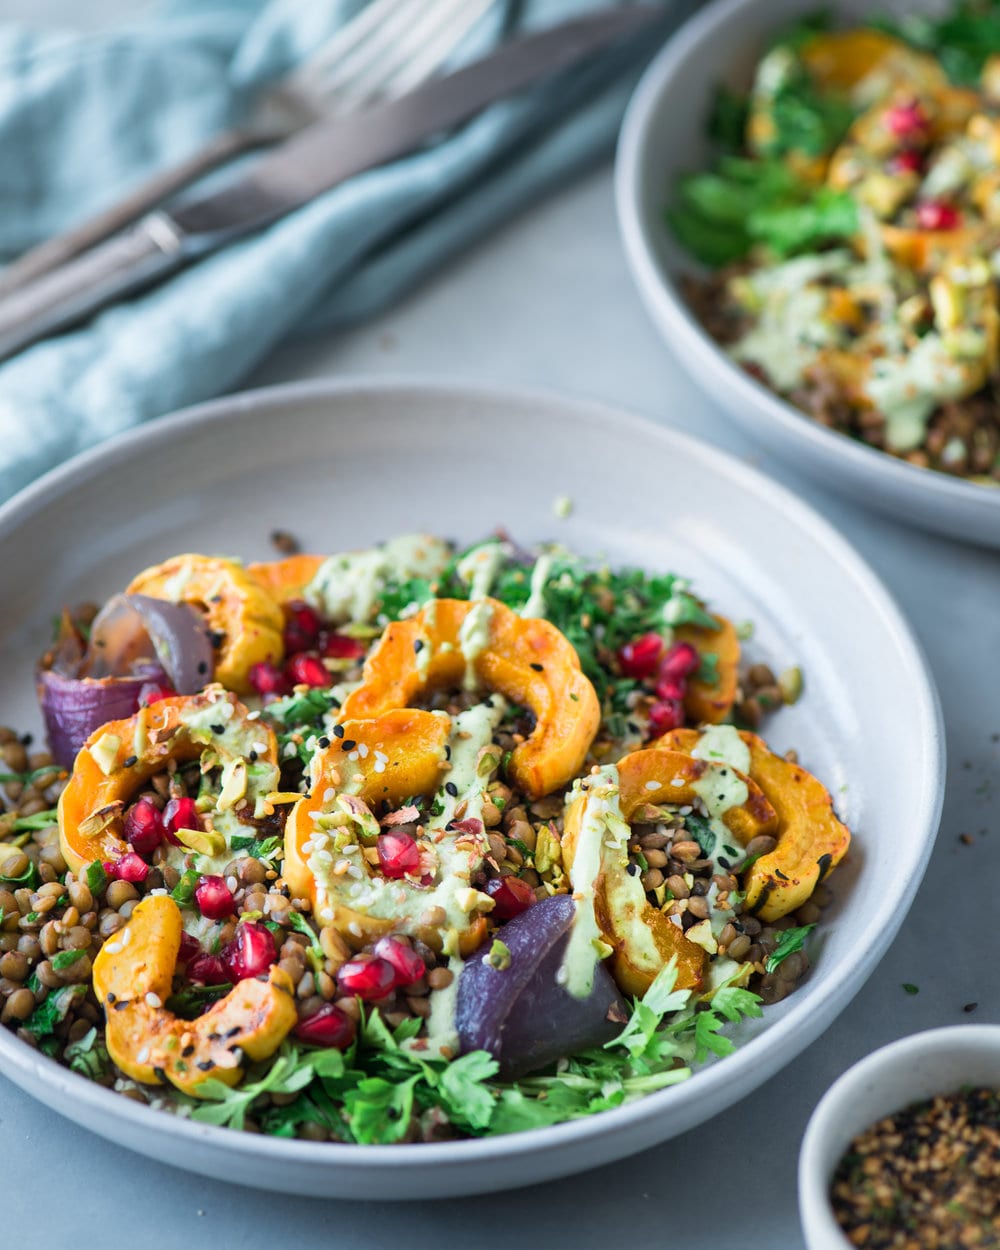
[0,0,695,504]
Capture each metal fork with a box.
[0,0,495,297]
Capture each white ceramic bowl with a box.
[0,378,945,1197]
[799,1025,1000,1250]
[616,0,1000,548]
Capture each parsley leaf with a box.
[170,868,200,908]
[764,924,816,973]
[85,860,108,895]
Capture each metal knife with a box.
[0,5,660,362]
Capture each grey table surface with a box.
[2,6,1000,1244]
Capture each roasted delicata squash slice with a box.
[284,703,511,955]
[92,896,296,1096]
[339,597,600,798]
[127,554,284,694]
[657,727,851,922]
[562,742,781,998]
[246,554,326,605]
[58,688,279,872]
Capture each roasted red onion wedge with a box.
[86,593,213,693]
[36,594,213,768]
[456,894,626,1078]
[36,666,161,769]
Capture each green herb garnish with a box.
[765,924,816,973]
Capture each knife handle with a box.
[0,214,189,362]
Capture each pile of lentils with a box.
[831,1087,1000,1248]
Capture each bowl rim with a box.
[614,0,1000,517]
[797,1023,1000,1248]
[0,374,946,1176]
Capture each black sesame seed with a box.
[209,630,225,648]
[340,739,357,751]
[106,991,117,1004]
[196,1060,215,1072]
[444,746,452,760]
[626,863,639,876]
[317,736,330,749]
[445,782,459,797]
[122,755,138,768]
[249,750,257,762]
[181,1044,195,1057]
[333,724,345,738]
[197,661,208,675]
[113,1000,130,1011]
[530,663,543,672]
[414,639,425,653]
[718,856,732,870]
[211,723,225,735]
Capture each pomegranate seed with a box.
[883,100,927,139]
[162,796,200,846]
[222,921,277,981]
[283,600,323,654]
[107,852,149,884]
[336,956,397,1000]
[321,632,366,661]
[187,953,230,986]
[294,1003,357,1049]
[178,932,201,964]
[617,632,664,680]
[374,936,426,987]
[659,641,701,682]
[656,678,686,701]
[123,797,164,860]
[195,874,235,920]
[139,681,176,707]
[248,661,292,698]
[648,698,685,736]
[888,148,923,175]
[915,199,961,231]
[485,875,536,920]
[376,831,420,879]
[285,653,331,688]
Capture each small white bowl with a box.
[615,0,1000,547]
[798,1025,1000,1250]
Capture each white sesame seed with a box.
[373,759,386,774]
[645,780,660,791]
[145,992,162,1009]
[104,941,122,955]
[356,743,369,759]
[247,710,261,721]
[136,1046,150,1064]
[323,787,335,803]
[348,751,359,762]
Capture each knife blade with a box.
[0,5,661,361]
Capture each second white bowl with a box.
[615,0,1000,547]
[798,1024,1000,1250]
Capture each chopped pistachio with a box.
[484,939,511,971]
[778,665,803,705]
[89,733,121,777]
[216,758,247,812]
[172,826,226,858]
